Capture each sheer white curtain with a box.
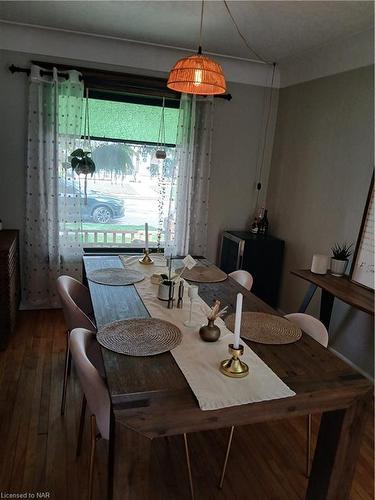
[23,65,84,308]
[166,94,214,256]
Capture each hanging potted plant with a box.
[70,149,95,203]
[330,242,353,277]
[70,89,95,204]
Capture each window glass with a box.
[61,97,179,249]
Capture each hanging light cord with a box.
[255,62,277,208]
[198,0,205,53]
[223,0,271,64]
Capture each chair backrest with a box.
[229,270,254,291]
[69,328,110,440]
[56,275,96,332]
[285,313,328,347]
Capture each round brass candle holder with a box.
[220,344,249,378]
[139,250,154,265]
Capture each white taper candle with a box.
[145,222,149,252]
[233,292,243,349]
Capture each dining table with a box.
[83,254,373,500]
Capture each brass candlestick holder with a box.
[220,344,249,378]
[139,249,154,265]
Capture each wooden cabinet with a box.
[219,231,285,308]
[0,230,20,349]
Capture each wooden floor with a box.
[0,310,373,500]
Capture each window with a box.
[61,92,180,250]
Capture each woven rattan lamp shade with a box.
[167,53,226,95]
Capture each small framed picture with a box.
[349,172,374,290]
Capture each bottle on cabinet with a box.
[250,207,269,235]
[259,209,269,235]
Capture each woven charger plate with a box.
[87,268,144,286]
[176,265,228,283]
[97,318,182,356]
[225,312,302,345]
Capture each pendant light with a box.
[167,1,226,95]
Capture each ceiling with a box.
[0,1,373,63]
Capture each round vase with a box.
[330,258,348,277]
[199,319,220,342]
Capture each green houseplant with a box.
[70,149,96,204]
[330,242,353,277]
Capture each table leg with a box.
[320,289,335,329]
[298,284,317,313]
[112,421,152,500]
[305,395,370,500]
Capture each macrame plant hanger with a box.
[70,88,96,204]
[156,98,167,160]
[156,98,167,252]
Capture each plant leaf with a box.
[71,157,80,169]
[70,148,84,158]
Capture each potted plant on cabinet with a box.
[330,242,353,277]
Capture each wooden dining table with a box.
[83,254,373,500]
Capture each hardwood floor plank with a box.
[0,310,373,499]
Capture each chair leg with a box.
[306,414,312,478]
[183,433,195,500]
[60,332,71,416]
[88,415,97,500]
[76,395,87,458]
[219,426,235,489]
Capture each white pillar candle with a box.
[145,222,149,252]
[233,293,243,349]
[311,254,329,275]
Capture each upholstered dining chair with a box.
[219,313,328,488]
[56,275,96,416]
[70,328,110,500]
[284,313,329,477]
[71,328,196,500]
[228,270,253,291]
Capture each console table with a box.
[291,269,374,329]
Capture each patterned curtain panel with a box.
[23,65,84,308]
[166,94,214,256]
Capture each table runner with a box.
[119,255,295,410]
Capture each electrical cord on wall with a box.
[222,1,277,211]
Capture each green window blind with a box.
[84,99,179,144]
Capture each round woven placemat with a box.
[176,265,227,283]
[87,268,144,286]
[97,318,182,356]
[225,312,302,345]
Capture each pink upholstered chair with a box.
[71,328,195,500]
[229,270,253,291]
[70,328,110,500]
[56,275,96,416]
[219,312,328,487]
[285,313,328,477]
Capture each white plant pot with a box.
[330,258,348,277]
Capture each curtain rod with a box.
[9,64,82,81]
[8,64,233,101]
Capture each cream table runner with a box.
[119,255,295,411]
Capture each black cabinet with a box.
[219,231,284,308]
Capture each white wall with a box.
[267,65,374,378]
[0,21,275,88]
[208,83,278,262]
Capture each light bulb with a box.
[193,69,202,87]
